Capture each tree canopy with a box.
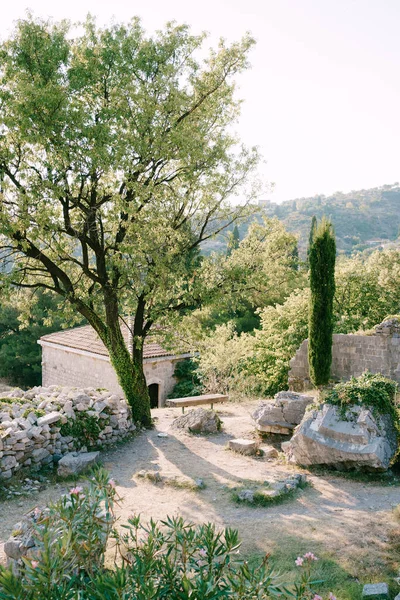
[0,16,259,423]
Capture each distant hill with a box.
[201,183,400,256]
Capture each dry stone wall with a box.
[289,318,400,391]
[0,386,136,480]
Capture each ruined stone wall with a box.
[288,319,400,391]
[0,386,136,480]
[41,344,179,406]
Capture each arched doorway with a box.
[148,383,160,409]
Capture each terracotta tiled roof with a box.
[40,324,174,360]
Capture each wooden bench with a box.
[166,394,228,413]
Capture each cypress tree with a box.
[307,215,317,263]
[308,217,336,386]
[227,224,240,256]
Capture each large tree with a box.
[0,16,259,425]
[308,218,336,386]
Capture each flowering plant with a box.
[0,468,334,599]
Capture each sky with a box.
[1,0,399,203]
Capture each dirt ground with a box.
[1,400,400,585]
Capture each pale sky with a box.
[1,0,399,203]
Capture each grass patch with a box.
[246,536,398,600]
[232,477,309,507]
[135,470,205,491]
[165,476,206,491]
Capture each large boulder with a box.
[171,408,221,434]
[285,403,397,471]
[252,391,313,434]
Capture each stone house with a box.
[38,324,190,407]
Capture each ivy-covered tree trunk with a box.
[308,218,336,387]
[103,292,151,427]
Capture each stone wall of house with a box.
[41,345,180,406]
[0,386,136,481]
[288,318,400,391]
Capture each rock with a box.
[1,455,17,470]
[57,451,100,477]
[194,478,205,489]
[252,392,313,434]
[171,408,221,434]
[228,438,258,455]
[286,404,397,471]
[362,583,389,600]
[237,489,254,502]
[37,412,62,426]
[32,448,50,463]
[4,539,23,560]
[260,445,279,459]
[136,469,162,483]
[157,432,168,438]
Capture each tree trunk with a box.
[103,290,152,427]
[108,335,152,427]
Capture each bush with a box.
[196,323,256,396]
[168,359,203,399]
[0,468,332,600]
[245,288,309,397]
[60,412,104,449]
[325,372,399,432]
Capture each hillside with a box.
[202,183,400,256]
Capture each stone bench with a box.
[166,394,228,413]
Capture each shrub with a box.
[246,288,310,397]
[325,372,399,433]
[168,359,203,399]
[0,468,332,600]
[60,412,104,449]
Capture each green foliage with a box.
[334,250,400,333]
[248,288,310,397]
[325,372,399,432]
[168,359,203,399]
[60,412,103,449]
[0,15,259,426]
[226,224,240,256]
[0,397,22,405]
[204,218,303,319]
[22,407,45,419]
[307,215,317,262]
[0,291,71,388]
[0,468,326,600]
[195,323,255,396]
[308,218,336,386]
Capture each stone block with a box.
[260,445,279,459]
[32,448,50,463]
[362,583,389,600]
[228,438,258,455]
[37,412,62,427]
[57,451,100,477]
